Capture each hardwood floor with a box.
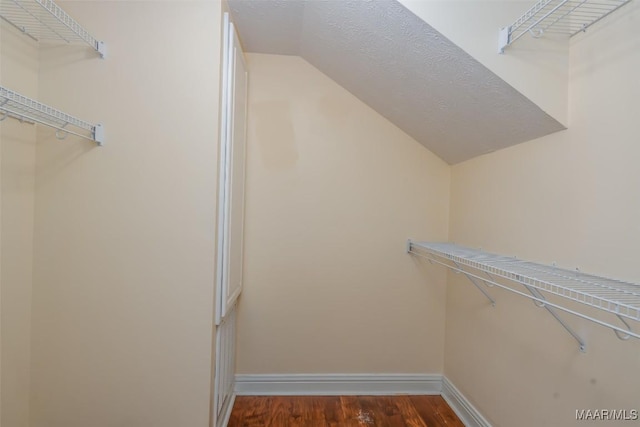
[228,395,465,426]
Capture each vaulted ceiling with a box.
[228,0,565,164]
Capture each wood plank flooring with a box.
[228,395,465,426]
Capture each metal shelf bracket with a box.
[97,41,106,59]
[498,26,510,54]
[94,123,105,146]
[483,270,586,351]
[524,282,586,352]
[452,260,496,307]
[614,314,633,340]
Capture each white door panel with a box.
[224,27,247,317]
[216,15,247,325]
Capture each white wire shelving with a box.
[0,86,104,145]
[0,0,105,57]
[498,0,633,53]
[408,241,640,351]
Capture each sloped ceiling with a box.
[228,0,566,164]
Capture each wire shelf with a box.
[0,0,105,56]
[498,0,633,53]
[408,241,640,343]
[0,86,104,145]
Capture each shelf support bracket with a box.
[483,271,496,287]
[613,314,632,341]
[498,26,510,54]
[94,124,105,146]
[482,270,586,352]
[452,261,496,307]
[408,239,433,264]
[97,41,107,59]
[522,283,586,352]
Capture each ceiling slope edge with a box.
[228,0,566,165]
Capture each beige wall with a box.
[28,2,222,426]
[237,54,451,374]
[0,23,39,427]
[398,0,569,126]
[445,2,640,426]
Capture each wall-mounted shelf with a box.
[0,0,105,57]
[499,0,633,53]
[408,241,640,351]
[0,86,104,145]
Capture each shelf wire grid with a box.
[410,242,640,323]
[0,85,100,143]
[0,0,100,51]
[506,0,632,45]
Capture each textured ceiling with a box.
[228,0,565,164]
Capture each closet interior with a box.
[1,0,638,426]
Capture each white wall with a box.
[28,2,222,426]
[0,23,38,427]
[237,54,451,375]
[445,2,640,426]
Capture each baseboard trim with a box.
[234,374,492,426]
[441,377,492,427]
[218,394,236,427]
[234,373,443,396]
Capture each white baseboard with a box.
[441,377,492,427]
[218,394,236,427]
[235,373,442,396]
[233,373,491,427]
